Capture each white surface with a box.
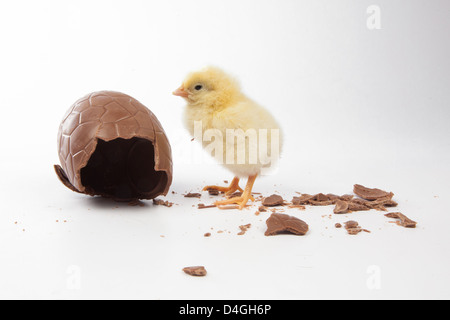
[0,0,449,299]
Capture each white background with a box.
[0,0,449,299]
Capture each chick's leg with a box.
[202,176,243,195]
[214,174,257,210]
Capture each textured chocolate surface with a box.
[385,212,417,228]
[264,213,309,236]
[353,184,393,201]
[55,91,172,200]
[182,266,207,277]
[262,194,284,207]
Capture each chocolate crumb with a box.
[264,213,309,236]
[207,189,220,195]
[198,203,216,209]
[182,266,207,277]
[262,194,284,207]
[227,191,242,198]
[384,212,417,228]
[287,204,306,210]
[344,220,359,229]
[184,192,202,198]
[258,206,268,212]
[153,198,173,207]
[344,220,363,235]
[204,232,211,237]
[335,223,342,228]
[237,223,251,235]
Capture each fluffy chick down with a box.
[178,66,283,177]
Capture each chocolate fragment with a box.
[264,213,309,236]
[182,266,207,277]
[385,212,417,228]
[258,206,268,212]
[262,194,284,207]
[198,203,216,209]
[237,223,251,235]
[344,220,362,235]
[347,199,371,212]
[204,232,211,237]
[153,198,173,207]
[184,192,202,198]
[344,220,359,229]
[55,91,172,201]
[353,184,393,201]
[347,227,363,235]
[291,194,315,205]
[227,191,242,198]
[370,197,398,207]
[333,200,349,214]
[292,193,338,206]
[207,189,220,196]
[335,223,342,228]
[339,194,354,201]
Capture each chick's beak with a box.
[172,86,189,98]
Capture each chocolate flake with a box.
[258,206,268,212]
[353,184,393,201]
[384,212,417,228]
[264,213,309,236]
[182,266,207,277]
[184,192,202,198]
[237,223,251,235]
[333,200,349,214]
[207,189,220,195]
[198,203,216,209]
[343,220,368,235]
[262,194,284,207]
[152,198,173,207]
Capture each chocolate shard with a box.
[55,91,173,201]
[184,192,202,198]
[264,213,309,236]
[333,200,349,214]
[344,220,363,235]
[385,212,417,228]
[182,266,207,277]
[292,194,315,205]
[262,194,284,207]
[344,220,359,229]
[353,184,393,201]
[314,193,329,202]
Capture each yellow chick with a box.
[173,66,282,209]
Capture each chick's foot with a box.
[202,176,243,195]
[215,196,251,210]
[214,174,257,210]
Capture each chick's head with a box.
[173,66,241,109]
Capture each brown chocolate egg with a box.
[54,91,173,201]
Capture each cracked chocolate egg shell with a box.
[54,91,173,201]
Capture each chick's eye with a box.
[194,85,203,91]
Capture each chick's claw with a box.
[214,196,253,210]
[202,177,243,195]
